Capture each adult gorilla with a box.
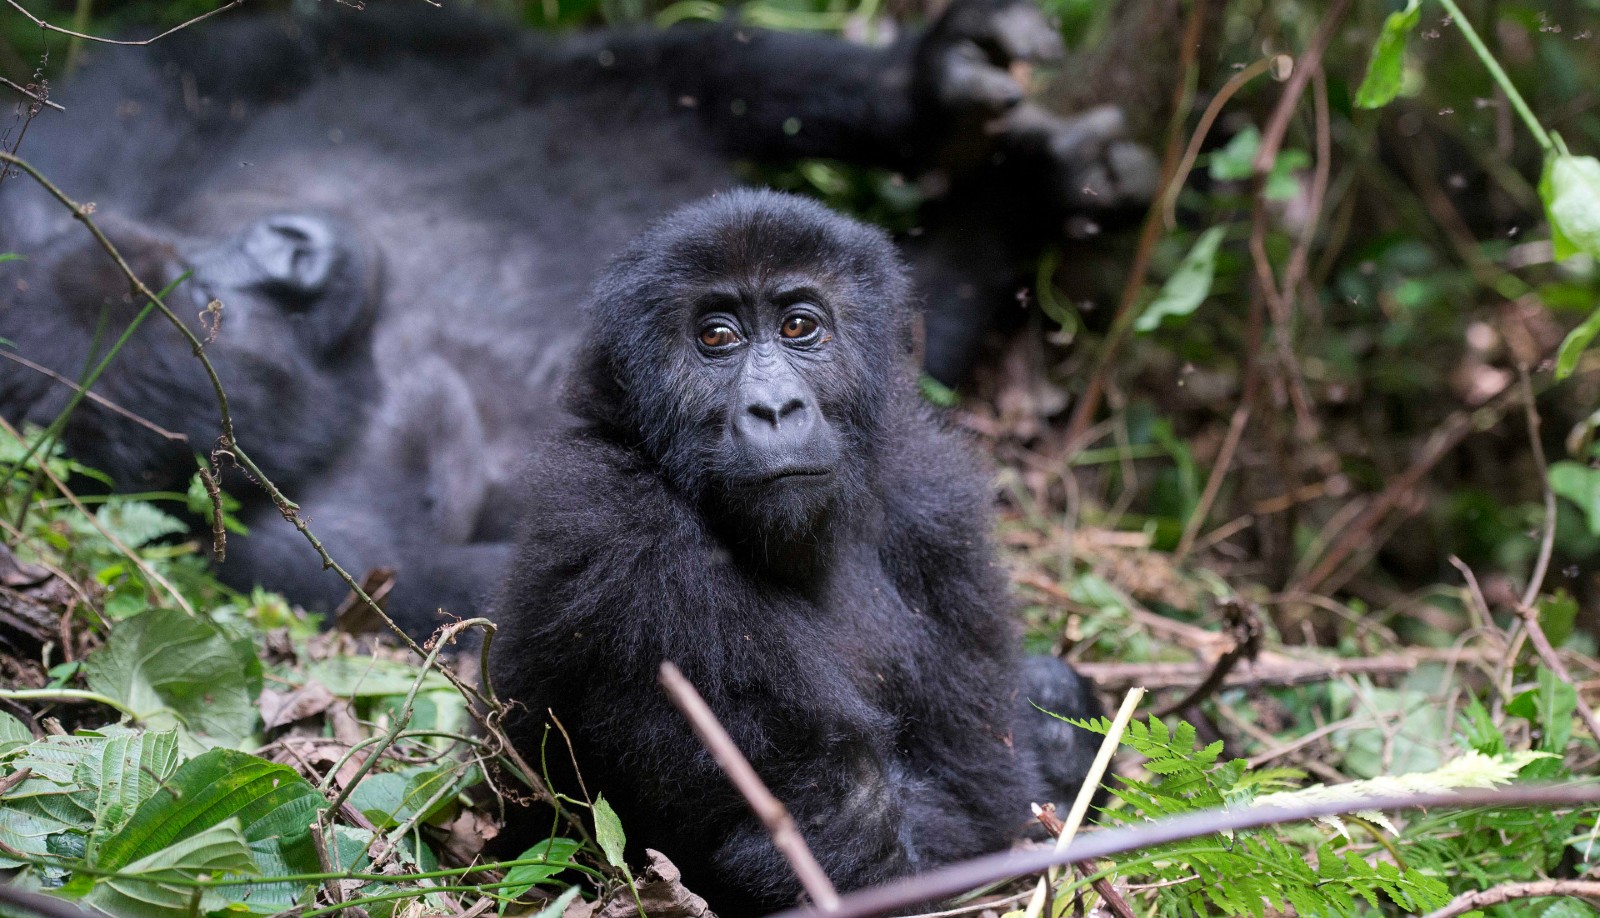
[0,1,1152,633]
[492,189,1103,914]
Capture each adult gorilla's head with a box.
[575,190,913,541]
[0,207,380,492]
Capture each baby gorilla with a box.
[491,190,1101,915]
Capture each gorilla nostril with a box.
[244,214,339,295]
[747,398,805,426]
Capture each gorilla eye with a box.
[699,323,741,349]
[780,314,820,342]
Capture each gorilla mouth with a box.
[763,468,834,484]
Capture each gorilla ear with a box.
[241,214,345,304]
[229,212,379,356]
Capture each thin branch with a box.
[0,349,186,441]
[765,785,1600,918]
[3,0,245,47]
[1022,688,1143,918]
[658,661,840,912]
[0,882,91,918]
[1517,367,1556,610]
[1075,648,1495,694]
[1420,879,1600,918]
[0,75,62,111]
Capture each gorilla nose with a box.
[243,214,339,296]
[734,386,816,450]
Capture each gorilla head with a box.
[2,208,379,493]
[579,190,911,541]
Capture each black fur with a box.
[0,3,1151,632]
[491,191,1102,916]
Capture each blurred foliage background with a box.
[4,0,1600,634]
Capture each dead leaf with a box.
[595,850,715,918]
[434,808,499,865]
[259,681,336,729]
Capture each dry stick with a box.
[1421,880,1600,918]
[1075,648,1495,694]
[0,150,586,849]
[766,784,1600,918]
[1516,368,1556,611]
[0,349,186,441]
[1062,0,1207,450]
[3,0,244,46]
[1021,687,1144,918]
[1293,381,1519,595]
[1516,598,1600,747]
[658,661,840,912]
[1173,402,1249,563]
[1159,54,1287,230]
[0,881,91,918]
[0,75,61,111]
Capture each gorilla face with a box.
[2,210,381,491]
[584,190,911,539]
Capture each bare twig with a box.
[3,0,244,46]
[0,75,61,111]
[766,785,1600,918]
[1174,403,1250,563]
[0,350,185,440]
[1420,880,1600,918]
[1152,599,1261,718]
[1160,54,1287,229]
[1062,0,1207,449]
[1075,648,1496,694]
[0,765,31,795]
[658,661,841,912]
[1517,367,1556,610]
[1022,688,1144,918]
[1515,601,1600,747]
[0,882,91,918]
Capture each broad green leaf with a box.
[1542,152,1600,262]
[87,730,180,842]
[348,762,479,830]
[1540,592,1580,649]
[1537,666,1577,755]
[84,607,262,745]
[502,838,584,901]
[94,748,326,915]
[1355,0,1422,109]
[0,801,76,867]
[298,656,451,698]
[1555,306,1600,381]
[593,795,627,869]
[84,819,257,918]
[0,711,32,756]
[1136,226,1228,333]
[1550,461,1600,537]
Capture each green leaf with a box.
[1539,592,1580,649]
[88,730,181,842]
[95,502,188,549]
[298,656,451,698]
[502,838,584,901]
[1549,461,1600,537]
[0,710,31,756]
[84,819,257,918]
[94,747,326,914]
[593,795,627,869]
[1136,226,1227,333]
[1536,666,1577,755]
[1555,306,1600,381]
[528,886,583,918]
[917,374,959,408]
[347,762,479,830]
[1355,0,1422,109]
[83,607,262,744]
[1542,152,1600,262]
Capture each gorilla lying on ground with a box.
[491,190,1103,915]
[0,1,1152,633]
